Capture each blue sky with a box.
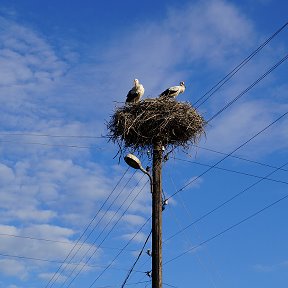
[0,0,288,287]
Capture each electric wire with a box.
[0,132,107,139]
[163,283,178,288]
[0,232,138,252]
[48,170,137,287]
[207,53,288,123]
[1,135,286,175]
[193,20,288,108]
[0,252,144,273]
[167,111,288,200]
[163,162,221,285]
[166,203,218,288]
[88,219,151,288]
[165,172,219,288]
[45,167,131,288]
[66,180,149,288]
[64,180,149,288]
[164,189,288,266]
[190,145,288,172]
[164,160,288,243]
[58,174,145,288]
[121,230,152,288]
[0,139,96,150]
[166,159,219,278]
[172,157,288,186]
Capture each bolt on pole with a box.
[152,141,163,288]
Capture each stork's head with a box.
[134,79,139,85]
[180,81,185,87]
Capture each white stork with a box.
[125,79,145,103]
[159,81,186,98]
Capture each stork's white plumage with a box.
[159,81,186,98]
[126,79,145,103]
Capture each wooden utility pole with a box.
[152,141,163,288]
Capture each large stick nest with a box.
[107,98,206,155]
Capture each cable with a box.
[45,167,131,288]
[0,132,107,139]
[165,172,219,288]
[0,232,138,252]
[164,189,288,265]
[166,202,218,288]
[193,20,288,108]
[91,221,152,288]
[0,139,96,150]
[0,252,143,273]
[64,180,149,288]
[124,280,151,286]
[89,220,151,288]
[163,283,178,288]
[164,160,288,243]
[207,53,288,123]
[168,111,288,199]
[55,173,143,288]
[190,145,288,172]
[173,157,288,186]
[121,230,152,288]
[66,181,149,288]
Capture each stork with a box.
[125,79,145,103]
[159,81,186,98]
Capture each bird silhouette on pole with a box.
[159,81,186,98]
[126,79,145,103]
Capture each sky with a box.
[0,0,288,287]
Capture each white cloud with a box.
[0,223,101,281]
[44,0,256,124]
[0,16,67,87]
[202,100,288,159]
[121,232,148,244]
[253,260,288,273]
[183,176,203,191]
[122,214,146,226]
[253,263,275,272]
[38,272,67,283]
[0,259,28,280]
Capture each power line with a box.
[193,20,288,108]
[0,132,107,139]
[89,221,151,288]
[2,134,285,181]
[64,180,149,288]
[45,167,131,288]
[51,171,140,288]
[168,111,288,199]
[164,189,288,266]
[173,157,288,186]
[164,160,288,243]
[190,145,288,172]
[165,169,219,288]
[0,139,96,150]
[121,230,152,288]
[207,53,288,123]
[165,199,218,288]
[0,232,137,252]
[0,252,143,273]
[163,283,178,288]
